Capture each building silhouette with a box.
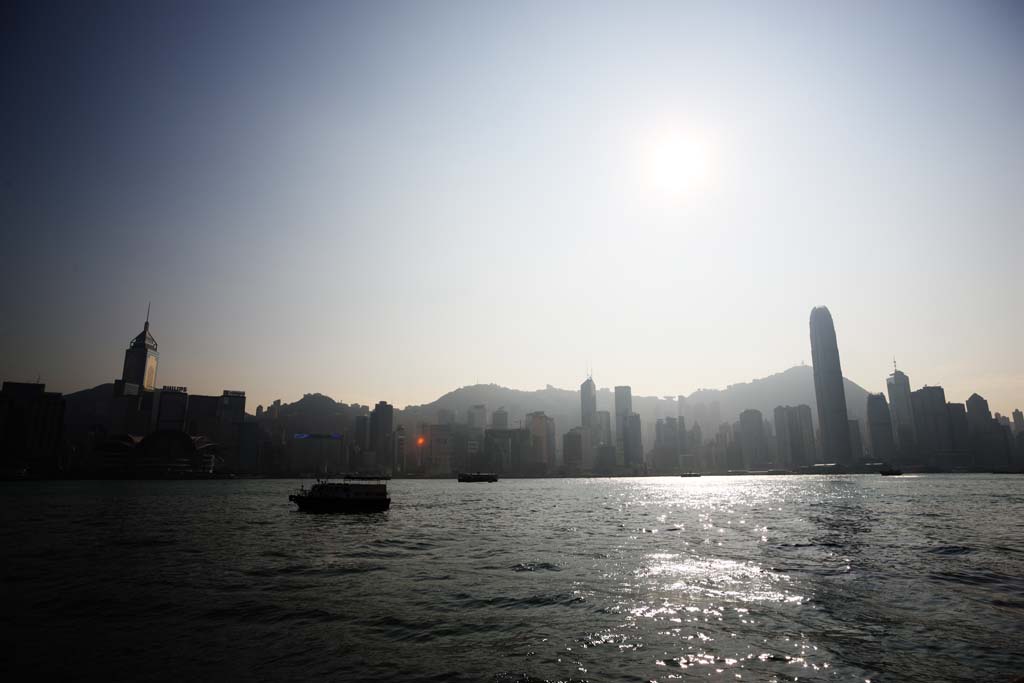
[492,407,509,429]
[738,409,765,469]
[848,419,864,461]
[526,411,556,474]
[624,412,643,468]
[563,427,585,472]
[370,400,394,471]
[866,393,896,463]
[0,382,65,475]
[947,402,970,466]
[594,410,612,446]
[467,404,486,430]
[1013,409,1023,435]
[580,376,597,428]
[886,367,916,455]
[121,310,159,391]
[809,306,852,463]
[774,404,815,468]
[911,386,953,467]
[614,385,632,464]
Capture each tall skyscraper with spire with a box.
[886,363,916,453]
[121,305,159,391]
[580,375,596,428]
[809,306,852,463]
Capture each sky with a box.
[2,1,1022,416]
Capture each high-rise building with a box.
[492,407,509,429]
[654,417,681,471]
[1013,409,1024,435]
[0,382,65,474]
[467,404,487,430]
[437,408,455,426]
[911,386,953,466]
[624,412,643,468]
[966,394,992,433]
[121,311,159,391]
[614,386,632,463]
[848,419,864,461]
[866,393,896,463]
[580,377,597,428]
[738,409,765,469]
[370,401,394,469]
[527,411,556,473]
[563,427,585,472]
[353,414,370,452]
[809,306,852,464]
[947,402,969,464]
[594,410,612,446]
[886,368,916,452]
[774,404,815,468]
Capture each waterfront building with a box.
[563,427,585,472]
[152,386,188,432]
[527,411,556,473]
[614,386,632,463]
[886,367,916,453]
[594,410,612,446]
[121,310,159,391]
[849,419,864,461]
[738,409,765,469]
[866,393,896,463]
[947,402,970,466]
[911,386,953,466]
[1013,409,1023,435]
[809,306,852,463]
[774,404,815,468]
[0,381,65,474]
[580,377,597,428]
[492,407,509,429]
[624,412,643,468]
[467,404,487,430]
[370,400,394,471]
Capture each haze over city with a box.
[3,1,1022,414]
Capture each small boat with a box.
[457,472,499,483]
[879,468,903,476]
[679,472,701,478]
[289,475,391,512]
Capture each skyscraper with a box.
[467,404,487,430]
[866,393,896,463]
[492,407,509,429]
[580,376,597,428]
[121,310,159,391]
[625,412,643,468]
[809,306,852,463]
[1013,409,1023,435]
[738,409,765,469]
[370,401,394,467]
[911,386,953,466]
[886,367,916,455]
[774,404,815,468]
[614,385,632,464]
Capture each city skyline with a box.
[3,2,1023,414]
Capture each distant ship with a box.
[679,473,701,478]
[457,472,499,483]
[879,468,903,476]
[289,475,391,512]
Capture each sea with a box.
[2,475,1022,682]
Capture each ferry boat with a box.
[679,473,701,478]
[879,468,903,476]
[289,475,391,512]
[457,472,499,483]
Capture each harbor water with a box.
[2,475,1022,682]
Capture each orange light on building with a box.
[416,436,425,446]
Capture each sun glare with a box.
[642,128,718,201]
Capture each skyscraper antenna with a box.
[146,301,151,324]
[893,357,897,372]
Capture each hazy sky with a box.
[2,1,1022,415]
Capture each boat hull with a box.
[288,494,390,513]
[457,473,498,482]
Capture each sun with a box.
[642,128,718,200]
